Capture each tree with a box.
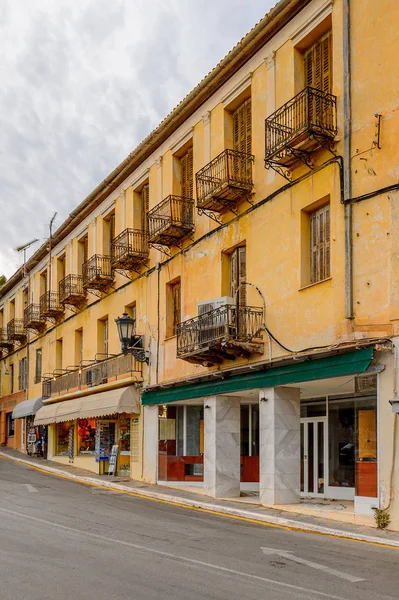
[0,275,7,288]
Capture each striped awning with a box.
[34,386,140,426]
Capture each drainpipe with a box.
[343,0,353,318]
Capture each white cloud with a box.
[0,0,275,277]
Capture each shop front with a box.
[0,391,26,449]
[144,347,380,514]
[300,386,378,503]
[12,397,47,457]
[34,385,140,476]
[158,402,260,486]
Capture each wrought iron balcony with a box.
[148,195,195,246]
[7,318,26,343]
[42,353,143,399]
[177,304,264,366]
[24,304,46,333]
[265,86,337,173]
[40,291,64,320]
[196,149,254,214]
[0,328,14,349]
[111,229,149,272]
[59,274,86,307]
[82,254,113,292]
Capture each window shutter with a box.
[304,32,332,93]
[230,249,238,299]
[325,206,331,278]
[141,184,149,233]
[181,147,193,199]
[172,281,181,335]
[110,213,115,245]
[310,204,330,284]
[238,246,247,307]
[233,99,251,155]
[83,236,88,264]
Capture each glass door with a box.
[301,418,327,496]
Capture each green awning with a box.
[142,347,374,405]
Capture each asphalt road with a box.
[1,458,399,600]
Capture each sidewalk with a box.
[2,447,399,549]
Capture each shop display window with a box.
[78,418,96,454]
[158,405,204,482]
[327,395,377,495]
[118,415,131,454]
[56,421,72,455]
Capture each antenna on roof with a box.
[14,238,39,277]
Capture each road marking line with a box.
[261,547,364,583]
[23,484,38,493]
[0,507,349,600]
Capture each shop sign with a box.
[0,399,17,410]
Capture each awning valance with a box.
[142,347,374,405]
[34,386,140,426]
[12,397,44,419]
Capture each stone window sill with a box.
[299,277,332,292]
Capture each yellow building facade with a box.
[1,0,399,527]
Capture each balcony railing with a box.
[40,291,64,320]
[7,318,26,343]
[59,274,86,307]
[42,353,143,399]
[24,304,46,333]
[177,304,263,365]
[111,229,149,271]
[82,254,113,291]
[0,328,13,349]
[148,195,195,246]
[265,86,337,168]
[196,149,254,213]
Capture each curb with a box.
[1,451,398,549]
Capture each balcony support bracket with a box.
[114,269,135,281]
[150,243,172,257]
[286,146,313,169]
[86,288,102,299]
[310,133,337,157]
[264,160,292,181]
[197,207,223,225]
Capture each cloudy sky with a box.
[0,0,275,278]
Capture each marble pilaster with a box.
[204,395,241,498]
[259,387,301,505]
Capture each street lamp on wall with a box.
[115,313,149,364]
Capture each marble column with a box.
[142,405,159,484]
[259,386,300,505]
[204,395,241,498]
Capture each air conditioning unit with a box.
[197,296,234,315]
[197,297,234,346]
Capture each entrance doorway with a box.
[301,418,327,496]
